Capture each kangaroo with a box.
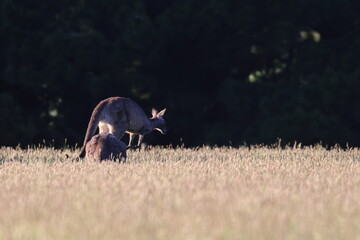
[79,97,167,158]
[86,133,127,162]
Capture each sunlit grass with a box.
[1,145,360,240]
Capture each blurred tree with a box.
[1,0,360,147]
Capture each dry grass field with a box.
[1,145,360,240]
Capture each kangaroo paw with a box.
[126,145,139,150]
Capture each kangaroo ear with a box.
[151,108,158,118]
[157,108,166,118]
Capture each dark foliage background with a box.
[1,0,360,147]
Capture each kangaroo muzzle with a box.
[156,128,167,134]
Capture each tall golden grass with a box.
[1,145,360,240]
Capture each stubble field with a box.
[1,145,360,240]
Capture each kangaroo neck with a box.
[134,118,154,135]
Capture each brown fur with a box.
[85,133,127,162]
[79,97,167,158]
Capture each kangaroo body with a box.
[86,133,127,162]
[79,97,167,158]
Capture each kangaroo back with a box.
[85,133,127,162]
[79,99,108,158]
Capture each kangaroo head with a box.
[151,108,167,134]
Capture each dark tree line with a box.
[1,0,360,147]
